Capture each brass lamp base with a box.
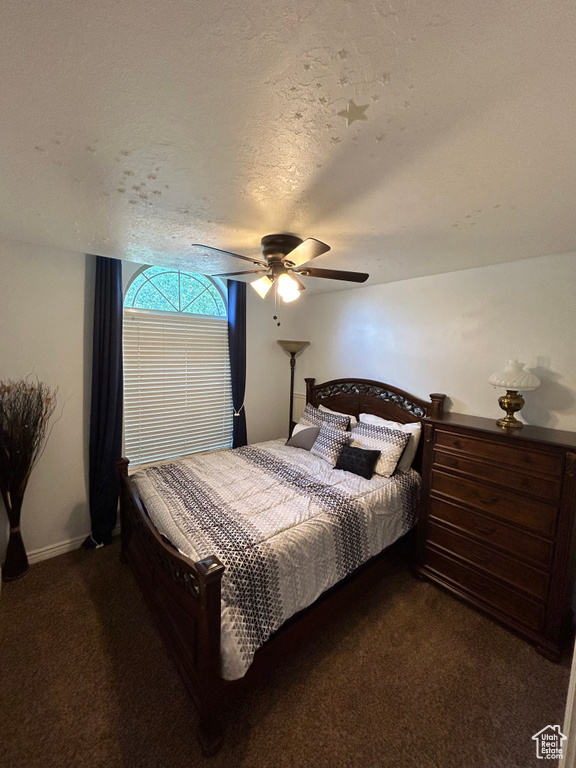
[496,389,525,429]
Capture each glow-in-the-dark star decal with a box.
[337,100,369,126]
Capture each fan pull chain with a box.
[273,280,281,326]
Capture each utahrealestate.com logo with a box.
[532,725,567,759]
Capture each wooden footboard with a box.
[117,458,227,754]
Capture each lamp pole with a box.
[277,340,310,437]
[288,351,296,437]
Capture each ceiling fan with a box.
[191,234,369,303]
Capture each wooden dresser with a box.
[414,413,576,661]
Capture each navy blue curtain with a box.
[227,280,247,448]
[83,256,123,548]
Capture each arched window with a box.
[124,266,227,316]
[123,266,232,465]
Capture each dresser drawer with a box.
[427,521,548,600]
[423,547,545,632]
[433,448,561,502]
[429,498,552,567]
[434,429,563,478]
[431,470,557,536]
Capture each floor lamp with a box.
[277,340,310,436]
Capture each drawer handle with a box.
[471,521,497,535]
[472,489,499,505]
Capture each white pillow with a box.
[319,404,358,429]
[359,413,421,472]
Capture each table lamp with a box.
[488,360,540,429]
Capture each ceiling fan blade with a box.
[213,269,268,277]
[295,267,369,283]
[190,243,268,268]
[284,238,330,268]
[212,269,269,283]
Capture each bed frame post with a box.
[428,393,446,420]
[116,457,227,754]
[195,556,226,755]
[305,377,315,405]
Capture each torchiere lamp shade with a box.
[277,340,310,356]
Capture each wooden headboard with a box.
[305,377,446,473]
[306,378,445,422]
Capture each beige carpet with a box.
[0,542,570,768]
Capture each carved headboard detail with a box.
[305,378,445,423]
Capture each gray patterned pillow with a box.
[350,422,409,477]
[310,422,350,466]
[299,402,350,431]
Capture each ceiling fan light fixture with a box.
[277,272,301,303]
[202,233,368,294]
[251,275,274,298]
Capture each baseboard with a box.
[27,525,121,565]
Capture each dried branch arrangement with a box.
[0,378,58,580]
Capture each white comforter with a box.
[131,439,420,680]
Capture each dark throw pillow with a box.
[335,444,381,480]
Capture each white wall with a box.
[0,241,93,564]
[291,251,576,431]
[245,289,301,443]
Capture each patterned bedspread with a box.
[130,439,420,680]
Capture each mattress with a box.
[130,439,420,680]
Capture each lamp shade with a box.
[488,360,541,391]
[251,275,273,298]
[277,273,300,303]
[277,340,310,356]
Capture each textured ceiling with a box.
[1,0,575,291]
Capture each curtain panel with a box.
[227,280,248,448]
[84,255,123,548]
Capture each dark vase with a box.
[2,492,29,581]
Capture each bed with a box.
[117,377,446,754]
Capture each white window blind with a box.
[123,309,233,465]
